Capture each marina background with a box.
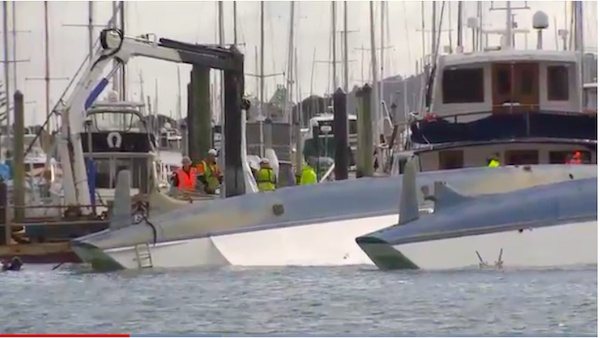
[1,1,598,126]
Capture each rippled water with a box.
[0,265,596,335]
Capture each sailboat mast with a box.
[119,0,126,100]
[379,1,384,108]
[44,1,51,123]
[2,1,9,141]
[260,1,265,118]
[343,1,349,93]
[11,1,16,88]
[331,1,337,92]
[233,1,237,46]
[457,1,463,51]
[111,1,120,94]
[285,1,295,123]
[218,0,224,124]
[88,1,94,63]
[369,1,379,133]
[176,67,182,121]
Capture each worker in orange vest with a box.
[172,156,198,191]
[197,149,223,194]
[567,151,582,164]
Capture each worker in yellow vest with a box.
[197,149,223,194]
[298,162,317,185]
[487,153,500,167]
[256,158,277,192]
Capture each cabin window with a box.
[505,150,539,165]
[549,150,592,164]
[442,68,484,104]
[438,150,464,170]
[547,66,569,101]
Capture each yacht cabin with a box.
[408,50,597,172]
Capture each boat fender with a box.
[272,204,284,216]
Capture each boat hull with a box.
[358,220,597,270]
[74,214,398,270]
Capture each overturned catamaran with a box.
[356,159,598,270]
[71,162,597,271]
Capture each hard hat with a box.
[574,151,581,157]
[260,158,270,164]
[181,156,191,164]
[291,147,297,153]
[208,149,218,156]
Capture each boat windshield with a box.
[89,111,144,132]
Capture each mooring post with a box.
[13,91,25,223]
[223,48,245,198]
[189,67,212,165]
[333,87,349,180]
[356,84,374,178]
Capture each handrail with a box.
[320,163,335,183]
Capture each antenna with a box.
[489,1,530,49]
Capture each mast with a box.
[431,2,437,55]
[331,1,337,92]
[11,1,15,87]
[119,0,126,100]
[87,1,94,63]
[111,1,120,95]
[260,1,265,118]
[44,1,51,125]
[369,2,380,139]
[457,1,463,51]
[218,0,224,124]
[379,1,384,110]
[176,66,182,121]
[343,1,349,93]
[2,1,9,145]
[233,1,238,46]
[504,1,513,49]
[285,1,295,123]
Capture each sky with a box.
[1,0,598,125]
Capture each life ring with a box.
[107,131,123,149]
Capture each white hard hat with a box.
[260,157,270,164]
[181,156,191,164]
[291,147,297,153]
[208,149,218,156]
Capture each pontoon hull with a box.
[358,220,597,270]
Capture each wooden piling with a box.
[356,84,374,178]
[13,91,25,223]
[333,87,349,180]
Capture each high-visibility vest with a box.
[299,165,317,185]
[197,160,221,191]
[569,158,582,164]
[256,167,276,192]
[176,167,197,190]
[488,159,500,167]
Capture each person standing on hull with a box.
[256,158,277,192]
[171,156,198,192]
[487,153,501,167]
[566,151,582,164]
[197,149,223,195]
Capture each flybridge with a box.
[59,28,246,215]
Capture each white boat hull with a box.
[392,220,598,270]
[103,214,398,269]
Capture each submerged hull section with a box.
[74,214,398,270]
[358,220,597,270]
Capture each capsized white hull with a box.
[392,220,598,270]
[103,214,398,270]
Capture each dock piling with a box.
[356,84,374,178]
[333,87,349,180]
[13,91,25,223]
